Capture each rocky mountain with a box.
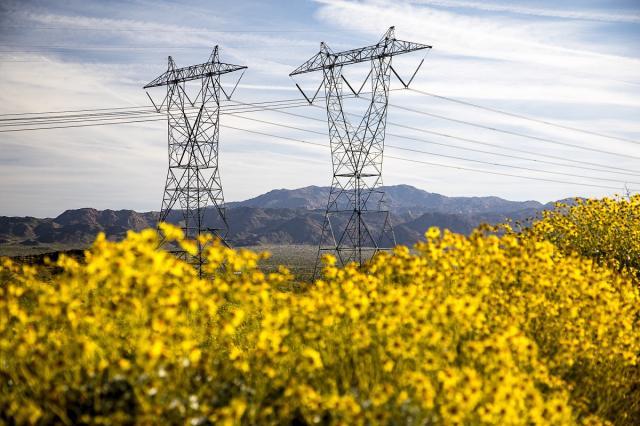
[231,185,543,215]
[228,186,330,210]
[0,185,549,252]
[0,209,157,247]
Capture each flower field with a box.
[1,196,640,425]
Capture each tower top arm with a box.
[144,46,246,88]
[144,62,246,88]
[290,27,431,76]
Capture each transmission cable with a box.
[220,124,637,192]
[0,89,404,118]
[386,132,640,178]
[0,101,314,127]
[225,99,640,177]
[408,88,640,145]
[0,99,313,122]
[3,93,638,178]
[385,101,640,160]
[0,102,316,133]
[267,97,640,173]
[2,100,636,189]
[226,113,640,186]
[382,120,640,176]
[5,96,635,180]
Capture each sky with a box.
[0,0,639,217]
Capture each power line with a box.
[1,99,636,190]
[0,102,317,132]
[4,96,636,181]
[387,100,640,160]
[387,155,636,192]
[0,117,166,132]
[231,101,640,177]
[388,144,640,186]
[382,120,640,176]
[0,101,314,127]
[2,93,638,181]
[220,124,636,192]
[231,114,326,136]
[0,89,383,117]
[0,104,151,117]
[386,132,640,178]
[408,88,640,146]
[0,95,336,126]
[227,99,640,177]
[227,113,640,186]
[5,89,640,168]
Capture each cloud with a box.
[313,0,639,79]
[408,0,640,24]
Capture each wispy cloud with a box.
[314,0,639,78]
[409,0,640,24]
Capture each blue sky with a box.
[0,0,639,217]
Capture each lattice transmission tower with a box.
[144,46,246,272]
[290,27,431,274]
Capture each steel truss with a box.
[144,47,246,273]
[290,27,431,275]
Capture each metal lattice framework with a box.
[144,46,246,272]
[290,27,431,274]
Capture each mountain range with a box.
[0,185,555,252]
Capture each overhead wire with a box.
[220,124,637,192]
[0,101,314,127]
[0,45,277,51]
[0,92,349,128]
[385,132,640,178]
[387,156,636,192]
[0,102,315,133]
[0,89,405,118]
[3,93,638,184]
[0,104,153,117]
[4,86,632,164]
[0,90,367,121]
[408,88,640,145]
[1,89,637,190]
[224,99,640,177]
[387,101,640,160]
[382,120,640,176]
[226,113,640,186]
[0,100,308,121]
[0,117,166,132]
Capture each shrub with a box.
[525,195,640,277]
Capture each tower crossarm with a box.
[144,62,247,88]
[290,28,430,76]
